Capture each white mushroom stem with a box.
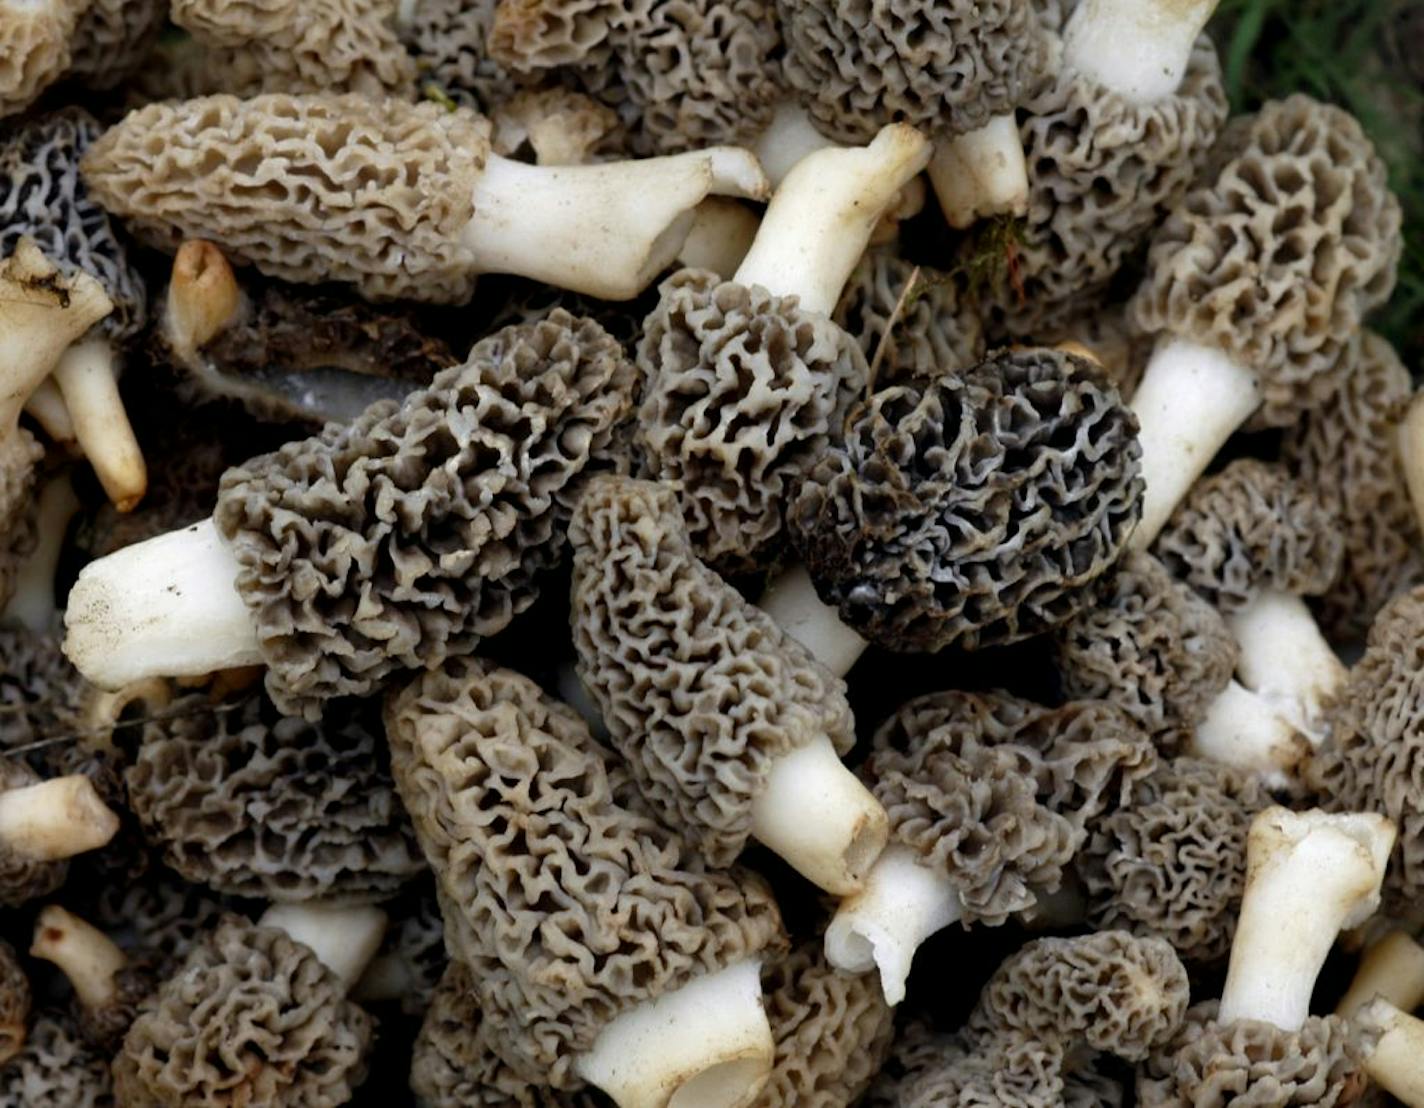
[1226,590,1347,746]
[677,199,760,281]
[82,677,172,749]
[1218,807,1395,1031]
[733,124,933,316]
[823,844,961,1006]
[575,958,773,1108]
[30,906,125,1012]
[1361,999,1424,1107]
[3,469,79,630]
[750,733,887,896]
[162,239,247,364]
[1128,334,1260,550]
[0,776,120,861]
[758,563,868,678]
[1190,679,1309,789]
[22,378,75,444]
[51,337,146,513]
[751,102,838,188]
[1396,390,1424,541]
[1337,931,1424,1019]
[63,517,262,690]
[258,903,387,992]
[1061,0,1219,103]
[926,114,1029,230]
[462,149,770,301]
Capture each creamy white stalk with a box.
[259,903,387,992]
[1337,931,1424,1019]
[1129,334,1260,550]
[3,469,79,630]
[823,844,961,1005]
[1190,679,1309,789]
[750,734,887,895]
[1397,391,1424,540]
[0,776,120,861]
[463,149,770,301]
[1062,0,1219,104]
[927,114,1029,229]
[161,239,247,365]
[63,517,262,689]
[1361,998,1424,1107]
[1219,807,1395,1031]
[51,337,145,512]
[30,905,125,1011]
[21,377,75,444]
[751,102,838,188]
[734,124,932,316]
[575,957,773,1108]
[677,199,760,281]
[1227,589,1347,745]
[758,563,868,677]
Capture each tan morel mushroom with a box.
[0,940,29,1067]
[81,93,769,304]
[0,0,84,117]
[404,0,523,113]
[30,905,156,1051]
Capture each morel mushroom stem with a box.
[1360,998,1424,1106]
[1396,391,1424,541]
[733,123,932,317]
[1062,0,1220,103]
[258,903,387,992]
[1190,679,1308,789]
[751,102,838,188]
[1337,931,1424,1019]
[1129,335,1259,550]
[63,518,262,689]
[461,148,770,301]
[3,470,78,630]
[0,776,119,861]
[677,199,760,281]
[1218,807,1394,1031]
[21,378,75,444]
[758,563,868,677]
[574,957,774,1108]
[50,337,146,512]
[1226,589,1347,744]
[749,734,888,896]
[29,906,125,1013]
[926,114,1029,230]
[822,845,962,1006]
[161,239,247,364]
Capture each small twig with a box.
[866,265,922,400]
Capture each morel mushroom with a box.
[1337,930,1424,1020]
[65,0,168,91]
[1127,95,1401,547]
[824,691,1155,1004]
[0,940,29,1066]
[0,0,83,117]
[30,905,155,1051]
[82,93,769,304]
[386,655,787,1106]
[0,760,120,907]
[65,310,636,719]
[569,476,887,894]
[405,0,523,113]
[0,1011,112,1107]
[88,869,229,980]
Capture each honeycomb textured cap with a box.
[406,0,524,112]
[1280,332,1424,641]
[636,269,865,574]
[569,475,856,868]
[0,0,81,118]
[876,1024,1069,1108]
[1137,1004,1366,1107]
[778,0,1047,144]
[0,626,88,764]
[0,939,30,1060]
[0,1011,111,1108]
[1130,95,1401,427]
[1152,459,1343,615]
[213,310,637,719]
[114,916,373,1108]
[66,0,168,90]
[789,347,1143,653]
[89,871,229,980]
[1078,758,1268,967]
[1056,552,1238,756]
[487,0,625,74]
[81,94,491,304]
[0,760,67,908]
[126,688,426,904]
[0,108,148,340]
[867,691,1155,924]
[385,655,785,1086]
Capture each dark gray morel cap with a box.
[404,0,524,112]
[788,347,1143,653]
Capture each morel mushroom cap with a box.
[114,915,375,1108]
[385,655,786,1097]
[65,0,168,91]
[787,346,1142,655]
[0,939,29,1067]
[0,1011,112,1108]
[0,443,40,614]
[126,687,425,904]
[0,0,82,118]
[89,870,229,980]
[1280,331,1424,642]
[81,93,768,304]
[568,475,886,893]
[406,0,523,112]
[883,1024,1071,1108]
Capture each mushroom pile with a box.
[0,1,1421,1105]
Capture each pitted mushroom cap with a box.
[1078,758,1268,966]
[877,1024,1068,1108]
[569,475,856,867]
[636,269,864,574]
[1152,459,1343,616]
[0,0,82,118]
[406,0,524,111]
[385,655,785,1086]
[778,0,1047,144]
[0,627,87,758]
[0,761,67,908]
[90,872,229,978]
[1130,95,1401,428]
[1056,552,1238,755]
[0,108,148,341]
[0,1012,111,1108]
[833,250,985,387]
[755,938,895,1108]
[1280,332,1424,641]
[1137,1004,1366,1107]
[487,0,626,73]
[114,916,374,1108]
[67,0,168,90]
[126,688,425,904]
[214,310,636,719]
[82,94,491,304]
[0,940,30,1065]
[1040,303,1156,405]
[789,347,1143,653]
[867,690,1155,923]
